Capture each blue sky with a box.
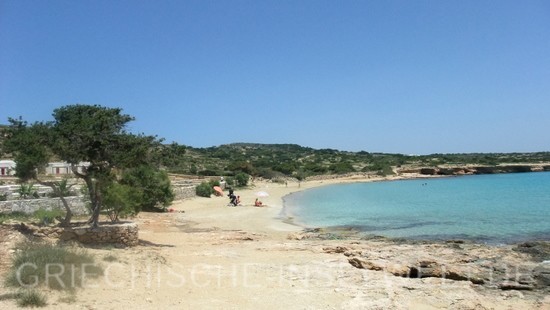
[1,0,549,154]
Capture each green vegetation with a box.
[195,181,214,197]
[4,241,103,291]
[33,208,64,226]
[102,182,141,222]
[0,210,75,226]
[0,212,32,224]
[234,172,250,187]
[120,165,174,212]
[47,179,77,198]
[3,241,102,307]
[195,178,225,198]
[2,104,173,227]
[16,290,48,307]
[17,183,38,199]
[2,105,549,213]
[152,143,550,179]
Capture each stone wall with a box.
[172,185,196,200]
[0,196,89,215]
[0,183,198,215]
[16,222,139,247]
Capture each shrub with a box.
[234,172,249,187]
[33,208,64,226]
[329,162,356,174]
[5,241,103,291]
[17,290,47,307]
[18,183,38,200]
[208,179,220,187]
[198,169,219,176]
[195,182,213,197]
[120,165,175,212]
[47,179,77,198]
[225,177,235,187]
[377,165,395,176]
[102,183,142,222]
[0,212,32,224]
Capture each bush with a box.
[0,212,32,224]
[234,172,249,187]
[377,165,395,176]
[47,179,77,198]
[5,241,103,291]
[18,183,38,200]
[198,169,219,176]
[329,162,356,174]
[17,290,47,307]
[102,183,142,222]
[208,179,220,187]
[195,182,213,197]
[33,208,64,226]
[120,165,175,212]
[225,177,235,187]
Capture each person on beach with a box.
[254,198,263,207]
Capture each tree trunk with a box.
[83,177,101,228]
[35,179,73,227]
[58,195,73,227]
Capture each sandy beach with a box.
[1,176,549,309]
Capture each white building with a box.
[45,162,90,175]
[0,160,16,176]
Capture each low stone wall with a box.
[0,184,197,215]
[172,185,196,200]
[16,222,139,247]
[0,196,89,215]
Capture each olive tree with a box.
[2,118,76,226]
[4,104,167,227]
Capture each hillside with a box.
[1,122,549,178]
[158,142,550,179]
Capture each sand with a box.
[1,176,549,309]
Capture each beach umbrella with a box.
[256,191,269,197]
[213,186,224,196]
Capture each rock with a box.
[344,250,361,257]
[498,281,534,291]
[420,168,438,175]
[533,264,550,288]
[348,258,383,271]
[59,231,77,241]
[287,233,303,240]
[323,246,348,254]
[513,241,550,262]
[386,264,410,277]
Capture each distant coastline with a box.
[281,168,550,245]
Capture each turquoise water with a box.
[284,172,550,244]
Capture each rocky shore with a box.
[0,176,548,309]
[400,164,550,176]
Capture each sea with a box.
[283,172,550,244]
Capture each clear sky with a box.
[1,0,549,154]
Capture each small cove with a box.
[283,172,550,244]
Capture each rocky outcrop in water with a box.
[405,165,549,176]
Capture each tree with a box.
[2,118,75,226]
[120,165,174,212]
[4,104,164,227]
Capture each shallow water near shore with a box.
[284,172,550,244]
